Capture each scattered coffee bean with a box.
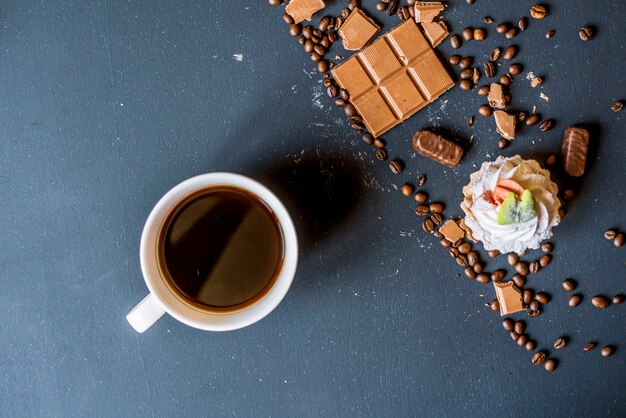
[604,229,617,240]
[544,359,557,372]
[417,175,426,187]
[466,116,474,127]
[529,261,540,274]
[502,318,515,331]
[344,103,357,117]
[526,114,541,126]
[614,233,624,248]
[401,184,413,196]
[490,48,501,62]
[328,32,338,43]
[541,242,553,253]
[497,138,509,149]
[327,85,338,98]
[398,5,410,20]
[489,299,500,311]
[512,274,526,288]
[458,242,472,254]
[611,101,624,112]
[532,351,547,366]
[414,191,428,203]
[496,23,509,34]
[546,29,555,39]
[360,132,373,144]
[376,2,387,12]
[429,202,445,213]
[591,295,610,309]
[422,219,435,233]
[389,160,403,174]
[459,80,473,91]
[478,85,490,96]
[373,138,385,149]
[450,35,462,49]
[517,334,528,347]
[484,16,494,24]
[510,331,520,341]
[562,278,577,292]
[528,309,541,318]
[456,255,469,267]
[579,26,593,42]
[491,269,506,282]
[440,238,452,249]
[484,61,496,78]
[545,154,556,165]
[505,28,518,39]
[317,60,331,73]
[449,55,461,65]
[568,294,583,307]
[539,119,554,132]
[334,98,346,107]
[268,0,283,6]
[499,74,512,86]
[375,148,388,161]
[487,250,500,258]
[601,345,615,358]
[476,273,491,284]
[462,28,474,41]
[554,337,567,349]
[535,292,550,304]
[518,17,528,31]
[467,251,479,266]
[283,13,295,24]
[507,253,519,266]
[523,289,534,304]
[459,56,474,70]
[530,5,547,19]
[478,105,493,117]
[526,340,536,351]
[430,213,443,225]
[583,342,596,351]
[318,16,333,32]
[539,254,552,267]
[503,45,518,60]
[415,205,429,216]
[460,68,474,80]
[515,262,529,276]
[474,28,486,41]
[474,263,484,274]
[465,266,477,279]
[466,0,475,5]
[514,321,525,334]
[613,294,625,305]
[289,24,302,36]
[508,63,523,76]
[528,300,541,312]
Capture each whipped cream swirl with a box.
[461,156,561,254]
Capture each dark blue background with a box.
[1,0,624,416]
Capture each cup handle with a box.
[126,293,166,333]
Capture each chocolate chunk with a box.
[285,0,326,24]
[488,83,505,109]
[494,281,526,316]
[439,219,465,243]
[561,126,589,177]
[338,8,380,51]
[412,130,464,167]
[493,110,516,140]
[420,21,449,47]
[414,2,445,23]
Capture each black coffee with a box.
[158,186,284,311]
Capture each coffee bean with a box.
[456,255,469,267]
[613,294,625,305]
[282,13,295,24]
[289,24,302,36]
[473,263,484,274]
[526,340,537,351]
[489,299,500,311]
[328,31,338,43]
[429,203,445,213]
[517,334,528,347]
[508,63,523,75]
[386,0,399,15]
[298,35,306,45]
[530,76,543,87]
[327,85,338,98]
[502,318,514,331]
[579,26,593,42]
[544,359,557,372]
[604,229,617,240]
[461,28,474,42]
[487,250,500,258]
[528,300,541,312]
[554,337,567,349]
[541,242,553,253]
[614,233,625,248]
[532,351,547,366]
[545,154,556,165]
[476,273,491,284]
[417,175,426,187]
[317,60,330,73]
[526,114,540,126]
[484,16,494,24]
[529,261,540,274]
[478,105,493,117]
[484,61,496,78]
[460,68,474,80]
[512,274,526,287]
[376,2,387,11]
[562,278,577,292]
[601,345,615,358]
[523,289,534,304]
[375,148,388,161]
[478,85,490,96]
[465,266,477,279]
[318,16,333,32]
[515,262,529,276]
[592,295,610,309]
[503,45,518,60]
[583,342,596,351]
[467,251,479,266]
[499,74,512,86]
[539,119,554,132]
[449,55,461,65]
[414,191,428,203]
[510,331,520,341]
[514,321,525,334]
[546,29,555,39]
[450,35,462,49]
[268,0,283,6]
[459,80,473,91]
[341,8,350,19]
[491,269,506,282]
[505,28,518,39]
[422,219,435,233]
[611,101,624,112]
[497,138,509,149]
[352,123,365,133]
[302,26,312,39]
[415,205,429,216]
[539,254,552,267]
[401,184,413,196]
[568,294,583,307]
[389,160,403,174]
[530,5,547,19]
[518,17,528,31]
[535,292,551,305]
[457,242,471,255]
[344,104,357,117]
[496,23,509,34]
[507,253,519,266]
[490,48,501,61]
[440,238,452,249]
[459,56,474,70]
[474,28,486,41]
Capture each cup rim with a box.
[139,172,298,331]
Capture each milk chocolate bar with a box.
[412,130,464,167]
[561,126,589,177]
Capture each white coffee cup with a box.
[126,172,298,333]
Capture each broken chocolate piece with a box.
[339,8,380,51]
[412,130,464,167]
[420,21,448,48]
[488,83,505,109]
[493,110,516,140]
[561,126,589,177]
[439,219,465,243]
[285,0,326,24]
[494,281,526,316]
[332,20,454,137]
[414,2,445,23]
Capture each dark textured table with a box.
[1,1,625,416]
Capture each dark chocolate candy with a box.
[561,126,589,177]
[412,130,464,167]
